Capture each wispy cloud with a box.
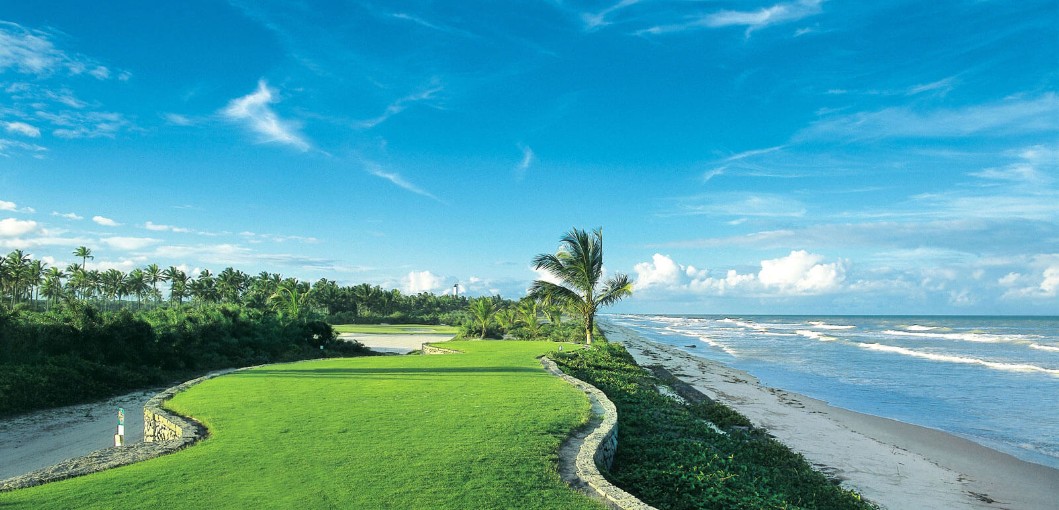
[798,93,1059,141]
[365,162,445,203]
[516,144,535,180]
[581,0,642,31]
[666,192,807,218]
[638,0,824,37]
[222,79,311,151]
[0,21,119,79]
[356,83,443,129]
[163,113,195,126]
[391,12,475,38]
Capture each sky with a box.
[1,0,1057,315]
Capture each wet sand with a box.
[603,322,1059,510]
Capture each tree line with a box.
[0,246,468,324]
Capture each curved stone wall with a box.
[0,369,235,492]
[540,357,657,510]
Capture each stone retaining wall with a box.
[422,344,461,354]
[540,357,657,510]
[0,369,235,492]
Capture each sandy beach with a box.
[0,387,160,482]
[338,332,455,354]
[602,321,1059,510]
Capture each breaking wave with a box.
[858,343,1059,377]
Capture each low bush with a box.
[552,342,877,510]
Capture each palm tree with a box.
[529,227,632,345]
[144,264,164,305]
[468,298,497,339]
[163,266,188,304]
[127,269,149,308]
[41,267,67,308]
[73,246,93,271]
[518,298,542,338]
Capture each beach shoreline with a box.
[601,321,1059,510]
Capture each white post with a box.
[114,407,125,447]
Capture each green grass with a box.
[332,323,459,335]
[0,341,602,509]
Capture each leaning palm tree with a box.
[529,227,632,345]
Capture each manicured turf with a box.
[332,323,459,335]
[1,341,602,509]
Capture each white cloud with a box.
[758,250,846,294]
[799,93,1059,141]
[92,215,121,227]
[406,270,445,293]
[101,236,161,251]
[0,218,38,237]
[0,201,16,211]
[145,221,190,233]
[669,193,807,218]
[222,79,310,151]
[5,121,40,137]
[163,113,195,126]
[52,211,83,220]
[581,0,641,31]
[1041,265,1059,297]
[633,253,754,295]
[365,162,444,203]
[516,144,534,179]
[638,0,823,36]
[356,83,443,129]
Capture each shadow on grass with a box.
[237,366,545,378]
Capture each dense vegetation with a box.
[0,246,481,417]
[0,303,368,417]
[0,341,604,510]
[552,342,878,510]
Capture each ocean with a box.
[604,314,1059,470]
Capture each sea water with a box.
[604,314,1059,470]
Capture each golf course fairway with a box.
[0,341,604,509]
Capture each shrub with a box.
[552,342,877,510]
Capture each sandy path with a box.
[602,322,1059,510]
[0,387,161,481]
[339,333,454,354]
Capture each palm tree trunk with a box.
[586,314,594,345]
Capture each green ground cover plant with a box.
[552,342,878,510]
[332,323,459,335]
[0,341,604,510]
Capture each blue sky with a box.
[1,0,1057,314]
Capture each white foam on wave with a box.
[697,336,740,356]
[858,343,1059,377]
[1030,343,1059,353]
[719,318,769,332]
[796,330,837,342]
[905,325,937,331]
[882,329,1023,344]
[808,321,855,330]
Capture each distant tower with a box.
[453,284,459,297]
